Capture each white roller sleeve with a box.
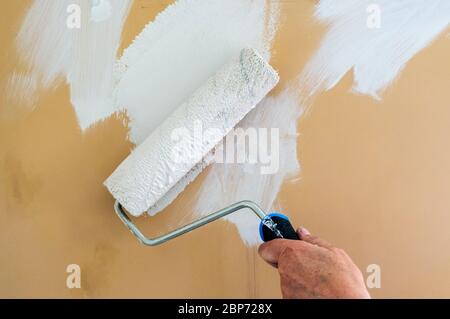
[104,48,279,216]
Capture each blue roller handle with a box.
[259,213,300,242]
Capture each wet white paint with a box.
[11,0,449,245]
[90,0,112,23]
[13,0,131,129]
[115,0,280,143]
[301,0,450,99]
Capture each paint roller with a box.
[105,48,299,245]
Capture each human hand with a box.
[258,228,370,299]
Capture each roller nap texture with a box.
[105,48,279,216]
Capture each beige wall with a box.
[1,0,449,298]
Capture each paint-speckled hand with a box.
[258,228,370,299]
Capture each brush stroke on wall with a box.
[12,0,131,129]
[300,0,450,99]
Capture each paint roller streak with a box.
[301,0,450,99]
[105,49,280,217]
[12,0,132,128]
[91,0,113,23]
[194,89,301,245]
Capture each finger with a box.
[297,227,334,250]
[299,231,334,250]
[297,227,310,239]
[258,239,292,266]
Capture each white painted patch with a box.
[301,0,450,99]
[91,0,112,23]
[4,72,38,109]
[13,0,131,129]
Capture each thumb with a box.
[258,239,296,267]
